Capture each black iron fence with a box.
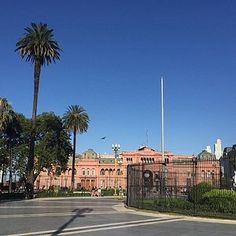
[127,159,236,219]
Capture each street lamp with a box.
[117,158,123,189]
[112,144,120,195]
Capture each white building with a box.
[214,139,223,160]
[205,145,212,153]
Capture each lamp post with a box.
[112,144,120,195]
[117,158,123,193]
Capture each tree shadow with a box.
[51,208,93,235]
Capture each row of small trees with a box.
[1,22,89,198]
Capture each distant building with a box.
[198,150,216,160]
[214,139,222,160]
[219,144,236,188]
[36,148,126,190]
[205,145,212,153]
[220,147,232,178]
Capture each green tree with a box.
[0,97,14,132]
[63,105,89,190]
[12,113,72,187]
[4,115,22,192]
[34,112,72,179]
[12,114,32,183]
[0,97,13,182]
[0,100,22,192]
[0,97,12,185]
[16,23,61,198]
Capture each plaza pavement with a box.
[0,197,235,236]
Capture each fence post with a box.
[141,163,144,209]
[126,165,129,206]
[192,157,197,214]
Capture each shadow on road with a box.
[51,208,93,236]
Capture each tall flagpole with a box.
[161,76,165,162]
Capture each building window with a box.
[127,157,133,163]
[201,170,205,178]
[82,169,85,176]
[206,170,211,178]
[105,169,109,175]
[117,169,123,175]
[91,169,95,176]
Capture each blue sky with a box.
[0,0,235,155]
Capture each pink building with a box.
[36,146,220,190]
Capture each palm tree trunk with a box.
[26,59,41,199]
[71,127,76,191]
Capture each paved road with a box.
[0,197,235,236]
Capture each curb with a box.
[115,204,236,225]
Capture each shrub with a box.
[188,182,215,204]
[36,189,91,198]
[201,189,236,214]
[101,188,115,196]
[154,198,193,211]
[142,200,155,209]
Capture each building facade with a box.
[220,144,236,188]
[36,146,220,191]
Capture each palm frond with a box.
[16,22,61,65]
[63,105,89,134]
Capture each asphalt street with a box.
[0,197,235,236]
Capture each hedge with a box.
[36,189,91,198]
[154,198,193,211]
[201,189,236,214]
[188,182,215,204]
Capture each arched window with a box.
[207,170,211,178]
[100,169,105,175]
[105,169,109,175]
[87,168,90,176]
[201,170,205,178]
[117,169,123,175]
[82,169,85,176]
[127,157,133,164]
[117,169,120,175]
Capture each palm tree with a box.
[16,23,61,198]
[63,105,89,190]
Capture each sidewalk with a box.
[113,203,236,225]
[29,195,124,201]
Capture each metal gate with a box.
[127,159,221,209]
